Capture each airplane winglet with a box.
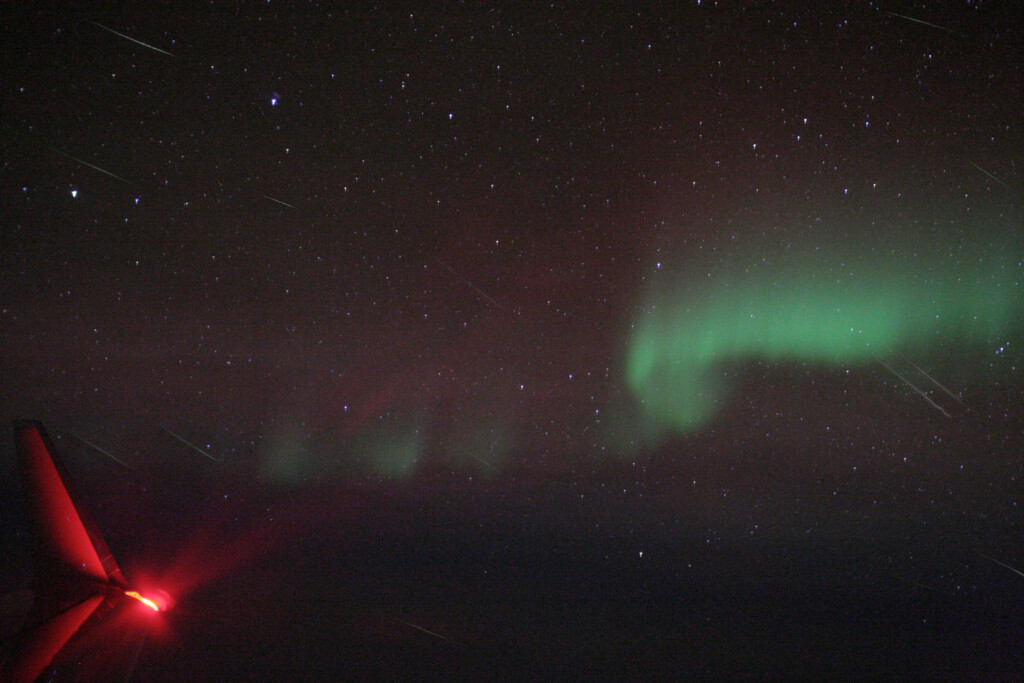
[2,421,160,683]
[13,421,126,591]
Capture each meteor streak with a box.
[897,353,965,406]
[467,452,496,470]
[69,431,132,468]
[978,553,1024,581]
[893,573,954,596]
[163,427,219,461]
[877,359,952,418]
[89,21,176,57]
[884,11,951,33]
[440,260,504,310]
[260,194,297,209]
[969,162,1013,191]
[394,617,448,641]
[46,145,132,184]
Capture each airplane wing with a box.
[1,421,164,683]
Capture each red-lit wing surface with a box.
[14,421,126,589]
[1,421,138,682]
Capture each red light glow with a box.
[125,590,162,611]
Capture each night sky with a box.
[1,3,1022,679]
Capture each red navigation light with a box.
[125,590,162,611]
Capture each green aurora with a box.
[625,222,1022,436]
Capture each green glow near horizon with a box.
[258,414,425,484]
[625,224,1021,436]
[348,418,424,478]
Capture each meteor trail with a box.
[69,432,132,469]
[884,11,951,33]
[978,553,1024,581]
[163,427,219,461]
[893,573,954,596]
[89,21,176,57]
[47,145,132,184]
[877,359,952,418]
[969,162,1013,191]
[260,194,297,209]
[467,452,496,470]
[897,353,965,406]
[394,617,448,641]
[439,260,504,310]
